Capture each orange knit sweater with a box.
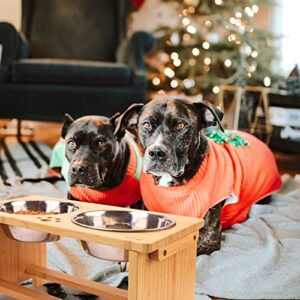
[140,131,282,229]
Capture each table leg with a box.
[0,225,46,286]
[128,232,198,300]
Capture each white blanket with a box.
[195,174,300,300]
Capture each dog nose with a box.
[148,146,167,160]
[71,165,86,175]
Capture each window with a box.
[274,0,300,75]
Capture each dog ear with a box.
[112,103,144,139]
[61,113,74,139]
[193,100,225,131]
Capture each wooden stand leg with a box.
[128,232,198,300]
[0,225,47,286]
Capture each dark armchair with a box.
[0,0,155,122]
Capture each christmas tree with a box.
[147,0,278,99]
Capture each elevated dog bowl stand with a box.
[0,196,203,300]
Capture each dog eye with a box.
[98,140,105,148]
[176,122,186,131]
[67,139,76,149]
[143,122,152,131]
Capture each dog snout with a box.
[148,145,167,161]
[71,164,86,176]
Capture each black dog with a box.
[58,113,142,206]
[46,113,143,299]
[115,97,281,255]
[114,98,223,254]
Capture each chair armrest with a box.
[0,22,28,67]
[117,31,155,75]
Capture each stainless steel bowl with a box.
[72,210,176,261]
[0,200,79,242]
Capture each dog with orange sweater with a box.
[116,97,282,254]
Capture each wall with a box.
[0,0,21,30]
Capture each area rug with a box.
[0,138,299,300]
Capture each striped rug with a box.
[0,137,53,184]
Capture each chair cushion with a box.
[11,59,133,87]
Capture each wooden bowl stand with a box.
[0,196,203,300]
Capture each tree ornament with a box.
[205,129,250,146]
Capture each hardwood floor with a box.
[0,119,299,175]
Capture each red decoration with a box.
[130,0,145,10]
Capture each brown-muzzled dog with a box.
[113,97,223,255]
[114,97,281,255]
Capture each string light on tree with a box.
[152,77,161,86]
[187,25,197,34]
[251,50,258,58]
[228,34,237,42]
[224,59,232,67]
[264,76,271,87]
[192,48,200,56]
[183,33,191,42]
[252,5,259,13]
[207,32,220,44]
[247,63,257,73]
[182,17,190,26]
[164,67,175,78]
[187,6,196,13]
[183,78,195,89]
[230,17,237,25]
[214,0,223,6]
[203,65,210,72]
[248,26,254,33]
[212,86,220,94]
[235,12,242,18]
[205,20,212,27]
[245,6,254,17]
[170,32,180,45]
[204,57,212,65]
[173,59,182,67]
[170,79,179,88]
[189,58,196,66]
[202,41,210,49]
[240,43,252,56]
[158,53,169,63]
[171,52,179,60]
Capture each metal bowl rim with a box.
[0,200,81,215]
[71,210,176,232]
